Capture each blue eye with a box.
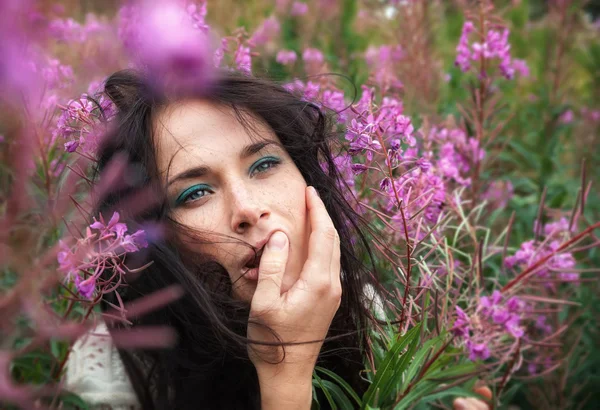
[175,184,212,206]
[250,156,281,176]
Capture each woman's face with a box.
[154,100,310,302]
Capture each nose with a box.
[229,184,270,234]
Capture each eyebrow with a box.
[167,140,283,187]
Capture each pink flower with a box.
[452,306,471,337]
[121,230,149,253]
[234,44,252,74]
[543,217,573,236]
[455,21,474,72]
[290,1,309,16]
[302,48,324,65]
[57,240,78,279]
[511,58,530,77]
[90,211,128,238]
[75,275,96,299]
[466,341,491,361]
[350,163,368,175]
[64,140,79,153]
[559,109,574,124]
[250,16,280,45]
[276,50,297,65]
[124,0,214,94]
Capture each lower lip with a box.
[242,267,259,281]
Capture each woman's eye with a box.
[175,185,212,206]
[250,156,281,176]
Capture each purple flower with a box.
[543,217,573,236]
[290,1,309,16]
[505,314,524,338]
[466,340,491,361]
[276,50,297,65]
[349,134,381,161]
[416,157,432,172]
[234,44,252,74]
[505,239,536,268]
[455,21,474,72]
[64,140,79,153]
[379,177,392,192]
[250,15,280,45]
[57,240,78,279]
[121,230,149,253]
[302,81,320,101]
[124,0,215,94]
[90,212,128,238]
[559,110,574,124]
[535,315,553,334]
[302,48,324,65]
[452,306,471,337]
[511,58,530,77]
[75,275,96,299]
[350,163,368,175]
[213,37,228,68]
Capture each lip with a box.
[238,230,284,280]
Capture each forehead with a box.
[153,100,277,177]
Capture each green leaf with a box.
[321,380,356,410]
[361,324,422,408]
[402,336,443,390]
[315,366,362,406]
[313,372,338,410]
[58,392,91,410]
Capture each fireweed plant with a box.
[0,0,598,409]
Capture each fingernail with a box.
[268,231,287,250]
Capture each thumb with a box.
[254,231,289,302]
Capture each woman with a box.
[65,68,383,409]
[65,69,490,410]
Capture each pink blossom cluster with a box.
[54,91,116,154]
[58,212,148,299]
[48,14,111,43]
[453,291,525,361]
[276,49,297,65]
[250,16,281,46]
[343,96,485,240]
[455,21,529,80]
[302,48,325,75]
[364,44,404,91]
[506,217,579,286]
[290,1,309,16]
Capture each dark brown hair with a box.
[95,69,384,409]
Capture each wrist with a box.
[257,366,313,410]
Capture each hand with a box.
[453,386,493,410]
[247,185,342,375]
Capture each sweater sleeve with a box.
[63,322,140,410]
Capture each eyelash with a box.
[174,156,282,206]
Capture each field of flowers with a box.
[0,0,598,409]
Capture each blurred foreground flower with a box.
[119,0,215,95]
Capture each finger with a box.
[329,226,341,286]
[474,386,492,400]
[453,398,469,410]
[469,397,489,410]
[254,231,289,304]
[302,186,337,283]
[453,397,488,410]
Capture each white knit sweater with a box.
[63,284,385,409]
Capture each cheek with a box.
[172,208,238,264]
